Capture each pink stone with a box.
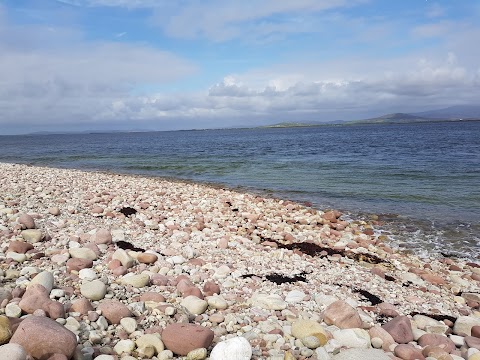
[394,344,425,360]
[420,273,446,285]
[162,323,214,356]
[151,274,169,286]
[137,253,158,264]
[70,298,94,315]
[418,333,455,353]
[323,300,362,329]
[66,258,93,273]
[97,300,132,324]
[108,259,122,270]
[9,316,77,359]
[368,325,396,351]
[382,316,414,344]
[181,287,204,299]
[18,214,35,229]
[203,281,221,296]
[94,228,112,245]
[112,266,127,276]
[7,241,34,254]
[465,336,480,350]
[19,284,65,319]
[140,292,166,303]
[472,325,480,338]
[377,302,399,317]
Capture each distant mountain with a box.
[344,113,434,125]
[410,105,480,119]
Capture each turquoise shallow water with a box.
[1,121,479,259]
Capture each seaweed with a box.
[116,240,144,252]
[353,288,383,305]
[409,312,457,325]
[240,272,309,284]
[260,238,389,265]
[119,207,137,217]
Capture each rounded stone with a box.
[137,253,158,264]
[332,348,391,360]
[9,315,77,359]
[120,273,150,288]
[69,247,97,261]
[323,300,362,329]
[135,334,164,355]
[97,300,132,324]
[210,337,252,360]
[21,229,43,243]
[186,348,208,360]
[29,271,54,293]
[80,280,107,301]
[0,343,27,360]
[181,295,208,315]
[120,317,137,334]
[0,316,12,345]
[162,323,214,356]
[18,213,35,229]
[113,339,135,355]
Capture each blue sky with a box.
[1,0,479,134]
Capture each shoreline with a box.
[1,162,479,359]
[4,159,478,262]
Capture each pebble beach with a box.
[1,162,480,360]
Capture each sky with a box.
[1,0,479,134]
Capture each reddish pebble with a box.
[162,323,214,356]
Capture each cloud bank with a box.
[1,1,479,134]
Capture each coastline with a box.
[1,162,479,359]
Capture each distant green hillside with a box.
[344,113,435,125]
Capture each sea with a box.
[1,121,479,260]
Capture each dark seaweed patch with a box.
[260,238,388,265]
[240,272,308,284]
[116,240,144,252]
[353,288,383,305]
[265,272,308,285]
[119,207,137,217]
[409,312,457,325]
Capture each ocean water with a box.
[1,121,479,259]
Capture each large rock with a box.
[97,300,132,324]
[120,273,150,288]
[19,284,65,319]
[66,258,93,273]
[180,295,208,315]
[7,241,34,254]
[368,326,396,351]
[0,316,12,345]
[382,316,413,344]
[162,323,214,356]
[69,247,97,261]
[332,348,391,360]
[417,333,455,353]
[394,344,425,359]
[80,280,107,301]
[28,271,54,293]
[210,336,252,360]
[0,343,27,360]
[291,319,328,345]
[94,228,112,245]
[453,316,480,336]
[21,229,43,243]
[323,300,362,329]
[333,328,370,349]
[18,214,35,229]
[9,316,77,359]
[249,293,287,310]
